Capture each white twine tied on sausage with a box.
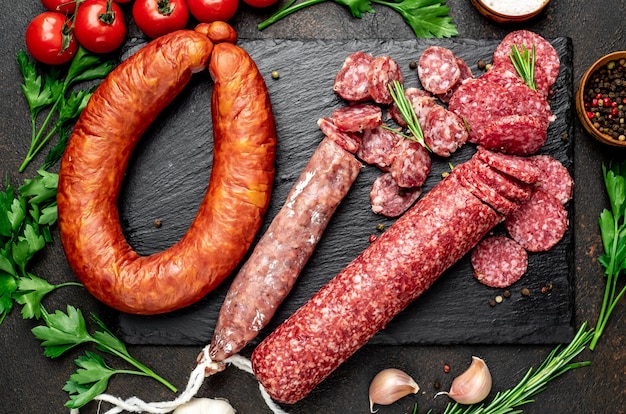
[68,347,289,414]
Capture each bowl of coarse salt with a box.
[470,0,550,23]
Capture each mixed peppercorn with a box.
[583,58,626,142]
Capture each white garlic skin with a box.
[173,397,236,414]
[369,368,420,412]
[440,356,492,405]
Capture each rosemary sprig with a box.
[441,323,593,414]
[509,44,536,91]
[387,80,429,150]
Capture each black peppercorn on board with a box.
[115,37,574,346]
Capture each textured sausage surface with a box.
[209,137,361,361]
[57,33,277,314]
[471,236,528,288]
[251,164,503,404]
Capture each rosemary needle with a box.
[509,44,537,91]
[387,80,430,150]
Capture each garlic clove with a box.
[173,397,237,414]
[436,356,492,405]
[368,368,420,412]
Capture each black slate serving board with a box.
[115,36,574,347]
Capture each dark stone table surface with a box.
[1,1,625,413]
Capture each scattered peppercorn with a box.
[443,364,450,374]
[409,61,418,70]
[271,70,280,79]
[521,287,531,297]
[433,380,441,390]
[541,282,553,294]
[583,59,626,142]
[376,223,385,231]
[477,59,486,70]
[488,298,497,307]
[503,289,511,298]
[153,219,162,228]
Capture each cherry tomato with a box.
[242,0,278,8]
[41,0,78,14]
[74,0,127,54]
[25,12,78,65]
[187,0,238,23]
[133,0,189,39]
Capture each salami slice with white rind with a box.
[388,87,434,128]
[505,189,568,252]
[423,105,468,157]
[530,154,573,205]
[356,126,402,170]
[331,104,383,133]
[370,172,422,217]
[389,138,431,188]
[418,46,461,94]
[367,55,404,104]
[437,57,474,104]
[333,51,374,102]
[471,236,528,288]
[317,117,362,154]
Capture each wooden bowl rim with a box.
[470,0,550,23]
[576,51,626,147]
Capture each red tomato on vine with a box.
[41,0,78,14]
[25,11,78,65]
[74,0,127,54]
[133,0,190,39]
[187,0,238,23]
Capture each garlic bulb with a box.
[368,368,420,412]
[437,356,492,405]
[173,397,236,414]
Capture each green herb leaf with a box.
[335,0,375,17]
[19,170,59,206]
[15,274,57,319]
[509,44,537,91]
[63,352,116,409]
[16,51,59,116]
[32,306,93,358]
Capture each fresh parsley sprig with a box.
[32,306,178,408]
[257,0,458,39]
[591,161,626,350]
[387,80,430,149]
[509,44,537,91]
[17,47,114,173]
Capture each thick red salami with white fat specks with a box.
[480,114,547,156]
[317,117,362,153]
[470,157,533,203]
[437,57,474,104]
[333,51,374,102]
[251,168,502,404]
[475,146,541,184]
[331,104,383,132]
[389,138,431,188]
[423,105,468,157]
[418,46,461,95]
[448,78,515,144]
[370,172,422,217]
[209,137,362,361]
[471,236,528,288]
[367,55,403,104]
[492,30,560,98]
[530,154,573,205]
[505,189,568,252]
[455,162,518,216]
[356,126,402,170]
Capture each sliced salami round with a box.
[331,104,383,132]
[470,157,533,203]
[367,55,403,104]
[475,146,541,184]
[480,65,523,90]
[333,51,374,102]
[436,57,474,104]
[317,117,362,154]
[356,126,402,170]
[370,172,422,217]
[418,46,461,94]
[471,236,528,288]
[448,78,515,144]
[388,87,434,128]
[492,30,560,98]
[423,105,468,157]
[455,162,518,216]
[479,114,547,156]
[530,154,573,204]
[389,138,431,188]
[505,189,568,252]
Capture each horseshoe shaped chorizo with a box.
[57,30,277,315]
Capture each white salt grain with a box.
[484,0,546,16]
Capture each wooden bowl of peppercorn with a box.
[576,51,626,147]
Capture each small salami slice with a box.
[370,172,422,217]
[479,114,547,156]
[476,146,541,184]
[418,46,461,95]
[455,163,518,216]
[317,117,362,154]
[448,78,515,144]
[492,30,560,98]
[423,105,468,157]
[389,138,431,188]
[505,82,553,128]
[436,57,474,104]
[388,88,434,128]
[470,157,533,203]
[505,189,568,252]
[356,126,402,170]
[333,51,374,102]
[367,55,404,104]
[530,154,573,204]
[471,236,528,288]
[331,104,383,132]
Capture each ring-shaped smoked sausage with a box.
[57,30,277,315]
